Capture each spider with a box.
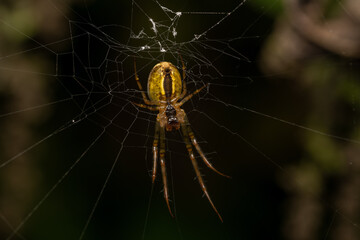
[133,57,229,222]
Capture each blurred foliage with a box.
[1,0,360,239]
[249,0,283,17]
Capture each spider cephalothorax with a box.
[165,104,179,130]
[133,59,229,222]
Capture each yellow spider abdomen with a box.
[147,62,182,103]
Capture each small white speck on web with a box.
[139,45,150,51]
[158,41,166,52]
[149,18,157,34]
[172,28,177,37]
[131,29,146,39]
[193,34,201,40]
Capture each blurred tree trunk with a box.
[260,0,360,239]
[0,0,73,238]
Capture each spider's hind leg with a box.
[178,54,187,100]
[179,84,207,106]
[133,58,153,105]
[132,102,158,111]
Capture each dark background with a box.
[0,0,359,239]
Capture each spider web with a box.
[0,0,360,239]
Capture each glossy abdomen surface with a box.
[147,62,182,103]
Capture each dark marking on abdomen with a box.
[163,73,172,100]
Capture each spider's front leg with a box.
[180,114,227,222]
[159,125,174,217]
[184,116,230,178]
[151,122,160,183]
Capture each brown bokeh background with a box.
[1,0,360,239]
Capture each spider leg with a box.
[132,102,158,111]
[159,126,174,217]
[180,122,223,222]
[134,58,155,105]
[184,115,230,178]
[178,54,187,100]
[179,84,207,107]
[152,122,160,183]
